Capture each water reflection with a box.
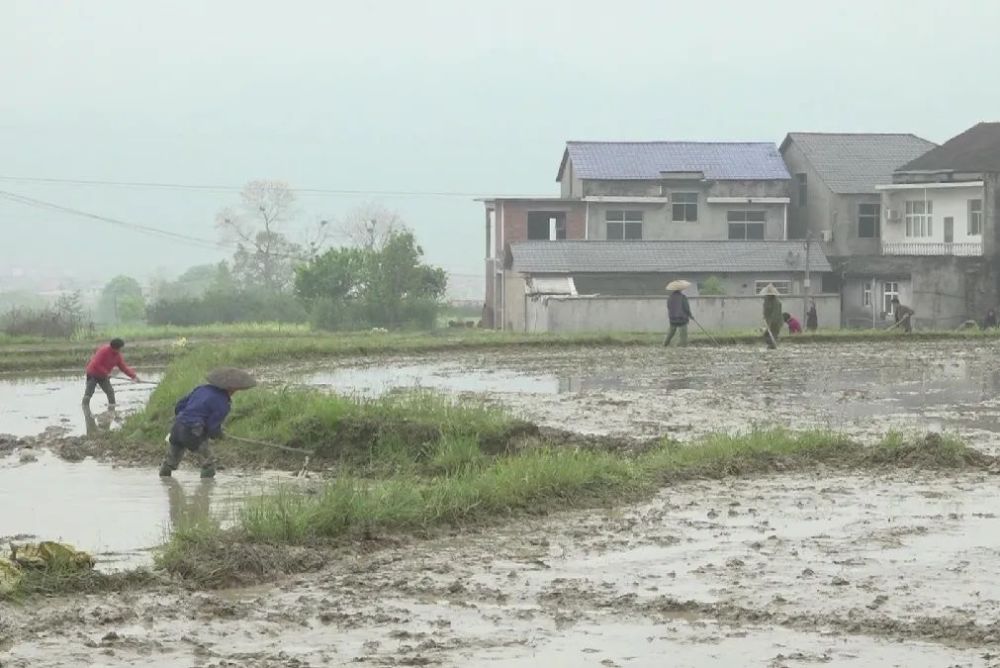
[163,478,218,530]
[82,404,120,437]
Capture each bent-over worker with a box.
[891,297,914,333]
[83,338,139,408]
[159,367,256,479]
[761,284,783,349]
[783,312,802,335]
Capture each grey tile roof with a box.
[562,142,790,181]
[509,241,831,274]
[782,133,936,194]
[896,122,1000,173]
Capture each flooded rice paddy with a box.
[5,340,1000,666]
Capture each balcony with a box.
[881,241,983,257]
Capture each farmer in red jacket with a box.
[83,338,140,408]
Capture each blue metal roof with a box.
[561,141,790,181]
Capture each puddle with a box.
[290,342,1000,450]
[0,450,285,570]
[304,361,561,396]
[0,372,160,438]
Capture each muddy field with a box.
[298,340,1000,452]
[4,340,1000,666]
[5,469,1000,666]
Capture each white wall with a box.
[524,294,841,333]
[881,185,984,245]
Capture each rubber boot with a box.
[159,463,173,477]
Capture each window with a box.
[969,199,983,236]
[858,203,880,239]
[606,210,642,240]
[527,212,566,241]
[671,192,698,222]
[796,173,807,207]
[863,283,871,307]
[883,281,899,316]
[904,200,933,238]
[727,210,766,240]
[754,280,792,295]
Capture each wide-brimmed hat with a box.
[665,279,691,292]
[759,283,780,296]
[206,367,257,391]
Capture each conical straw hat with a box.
[665,279,691,292]
[205,367,257,391]
[759,283,780,296]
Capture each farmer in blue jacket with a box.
[159,368,256,479]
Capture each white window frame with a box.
[969,199,983,236]
[605,210,643,240]
[904,200,933,238]
[671,192,698,222]
[883,281,899,317]
[863,283,871,307]
[754,280,792,295]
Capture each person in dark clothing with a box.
[83,338,140,407]
[663,283,693,347]
[806,299,818,332]
[984,309,998,329]
[761,284,783,349]
[159,368,256,479]
[891,297,914,333]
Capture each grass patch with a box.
[157,427,995,586]
[5,564,158,600]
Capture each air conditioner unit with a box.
[886,209,901,222]
[820,230,833,242]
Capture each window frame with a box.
[883,281,899,317]
[671,192,699,222]
[727,209,766,240]
[858,203,880,239]
[863,283,872,307]
[605,210,643,240]
[969,199,983,236]
[754,280,792,295]
[904,200,933,238]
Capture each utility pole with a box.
[803,232,811,322]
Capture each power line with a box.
[0,189,486,277]
[0,175,543,199]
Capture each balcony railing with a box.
[881,240,983,256]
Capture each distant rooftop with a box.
[896,122,1000,173]
[781,132,936,194]
[508,240,831,274]
[558,141,790,182]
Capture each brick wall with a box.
[496,200,586,249]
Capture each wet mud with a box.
[4,469,1000,666]
[295,340,1000,453]
[6,341,1000,665]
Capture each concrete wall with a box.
[584,200,787,241]
[492,200,588,260]
[580,178,789,199]
[570,271,815,298]
[780,140,881,258]
[880,184,985,246]
[523,294,841,333]
[842,277,912,328]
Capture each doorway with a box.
[944,216,954,243]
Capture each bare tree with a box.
[336,202,408,251]
[216,180,301,292]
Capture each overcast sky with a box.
[2,0,998,292]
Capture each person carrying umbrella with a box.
[663,279,693,347]
[158,367,257,479]
[761,284,783,349]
